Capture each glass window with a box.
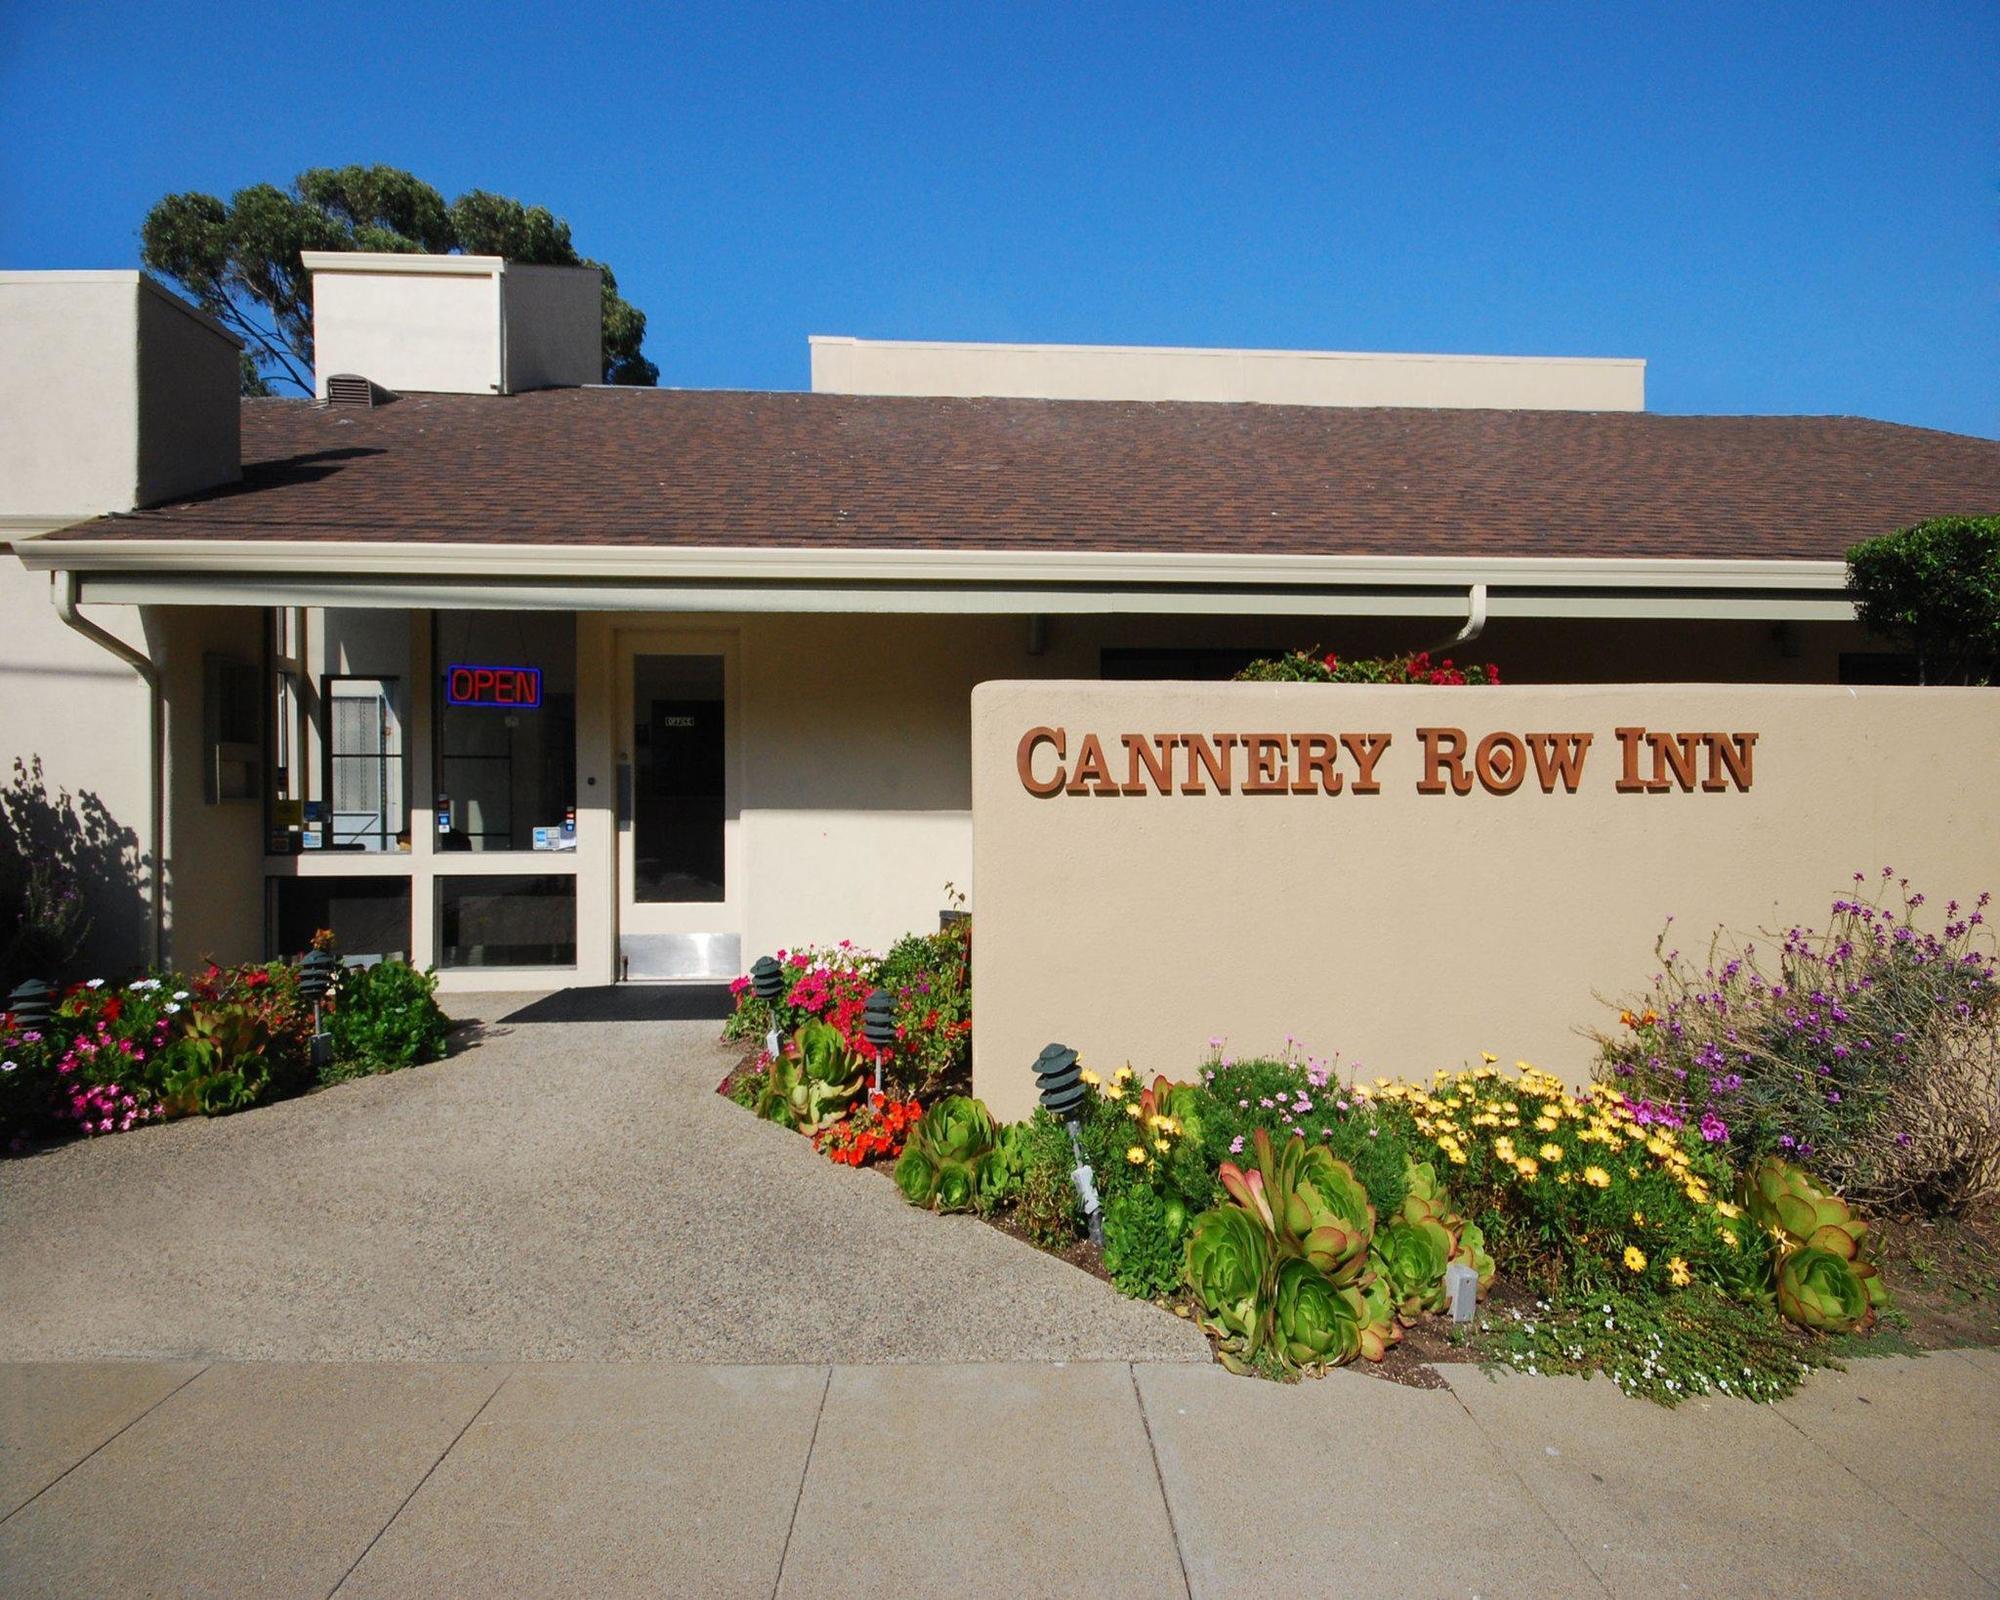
[434,613,577,852]
[631,653,724,902]
[269,877,412,965]
[325,676,406,850]
[266,609,413,856]
[437,875,576,968]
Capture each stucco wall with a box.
[0,560,154,975]
[969,681,2000,1121]
[310,264,501,398]
[810,336,1645,411]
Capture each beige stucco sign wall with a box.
[970,682,2000,1123]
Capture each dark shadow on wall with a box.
[0,757,149,990]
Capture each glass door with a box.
[615,632,741,979]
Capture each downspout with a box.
[1425,582,1489,655]
[53,570,164,969]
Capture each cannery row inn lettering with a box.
[1015,726,1758,798]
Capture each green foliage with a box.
[1196,1055,1411,1221]
[893,1095,1000,1212]
[875,919,972,1098]
[160,1003,273,1117]
[1272,1257,1364,1372]
[1101,1185,1185,1301]
[1008,1111,1084,1248]
[1371,1218,1454,1319]
[140,164,657,393]
[751,1020,866,1135]
[323,960,448,1084]
[1185,1204,1274,1371]
[1845,516,2000,684]
[1483,1286,1835,1406]
[1235,648,1499,685]
[1744,1156,1889,1334]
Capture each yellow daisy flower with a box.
[1539,1143,1565,1164]
[1623,1245,1647,1272]
[1668,1257,1692,1288]
[1125,1146,1147,1165]
[1583,1166,1611,1189]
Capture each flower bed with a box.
[2,937,452,1152]
[723,872,1994,1403]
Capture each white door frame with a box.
[613,626,743,979]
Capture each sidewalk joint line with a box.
[1440,1375,1615,1599]
[770,1364,833,1600]
[0,1361,211,1527]
[1128,1363,1194,1600]
[325,1367,512,1599]
[1770,1380,1994,1587]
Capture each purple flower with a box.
[1698,1111,1729,1143]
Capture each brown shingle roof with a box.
[66,388,2000,560]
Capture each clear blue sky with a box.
[3,1,1994,435]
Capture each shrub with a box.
[1594,874,1999,1214]
[1101,1186,1186,1300]
[322,960,450,1083]
[724,942,880,1051]
[1194,1050,1411,1222]
[1076,1066,1213,1218]
[1235,648,1499,685]
[1371,1062,1742,1298]
[1845,514,2000,684]
[876,918,972,1098]
[1007,1111,1084,1248]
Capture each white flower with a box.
[85,978,105,990]
[1,1060,15,1073]
[162,1003,181,1015]
[172,990,189,1001]
[129,978,161,992]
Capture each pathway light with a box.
[1034,1042,1103,1247]
[862,987,896,1097]
[750,956,787,1055]
[5,978,53,1034]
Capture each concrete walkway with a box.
[0,1014,1203,1364]
[2,1352,1995,1598]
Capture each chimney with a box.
[0,271,243,517]
[303,252,603,398]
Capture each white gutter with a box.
[52,571,163,968]
[12,536,1854,591]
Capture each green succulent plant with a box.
[752,1054,802,1129]
[1743,1156,1890,1331]
[892,1094,1001,1213]
[1775,1245,1886,1333]
[1185,1204,1274,1372]
[1355,1278,1403,1363]
[1745,1157,1869,1256]
[749,1022,865,1135]
[1272,1258,1364,1373]
[1396,1155,1493,1298]
[1219,1127,1377,1286]
[1372,1217,1454,1321]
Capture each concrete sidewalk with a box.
[3,1352,1996,1599]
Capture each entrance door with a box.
[615,631,741,979]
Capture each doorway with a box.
[614,631,742,979]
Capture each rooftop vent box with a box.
[323,373,396,408]
[303,252,602,400]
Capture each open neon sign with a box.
[445,664,542,709]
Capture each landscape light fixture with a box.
[1033,1042,1103,1247]
[297,948,338,1070]
[862,987,896,1097]
[5,977,54,1035]
[750,956,786,1056]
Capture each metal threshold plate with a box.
[620,931,741,981]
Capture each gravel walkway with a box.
[0,1010,1207,1364]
